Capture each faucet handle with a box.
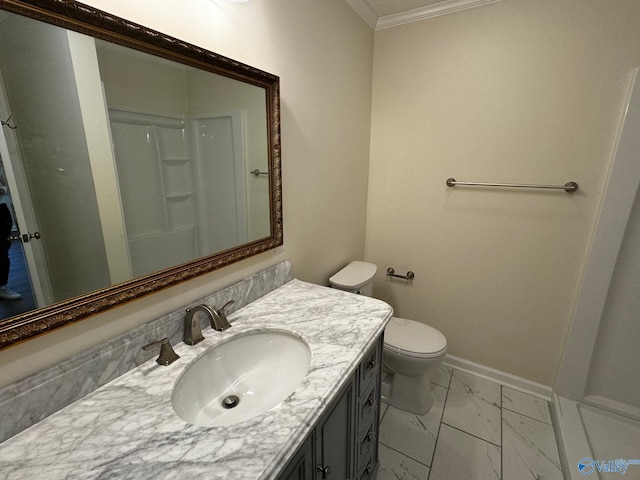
[142,338,180,366]
[218,300,235,314]
[217,300,235,327]
[209,300,234,331]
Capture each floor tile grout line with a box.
[378,384,447,472]
[379,403,388,424]
[378,441,432,470]
[445,367,453,389]
[425,369,452,480]
[502,405,553,426]
[379,397,442,471]
[425,368,455,480]
[445,367,504,448]
[440,421,502,449]
[378,369,454,478]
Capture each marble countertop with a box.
[0,279,392,479]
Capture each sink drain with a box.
[222,395,240,409]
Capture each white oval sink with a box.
[171,330,311,427]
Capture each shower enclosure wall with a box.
[108,109,249,278]
[553,70,640,479]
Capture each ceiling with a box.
[344,0,503,30]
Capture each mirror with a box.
[0,0,282,348]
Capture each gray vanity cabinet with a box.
[277,334,383,480]
[355,338,381,480]
[278,436,314,480]
[316,378,355,479]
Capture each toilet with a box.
[329,261,447,415]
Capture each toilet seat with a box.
[384,317,447,359]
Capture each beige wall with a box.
[3,0,637,391]
[97,46,190,115]
[366,0,640,385]
[0,0,373,388]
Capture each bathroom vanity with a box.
[0,273,392,479]
[278,337,383,480]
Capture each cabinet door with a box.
[278,436,314,480]
[315,381,355,479]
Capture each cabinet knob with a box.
[317,464,331,478]
[367,358,376,369]
[364,393,374,408]
[363,430,373,444]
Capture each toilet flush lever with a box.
[386,267,415,280]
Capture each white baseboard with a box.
[443,354,553,400]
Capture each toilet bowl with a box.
[329,261,448,415]
[382,317,447,414]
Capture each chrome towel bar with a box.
[446,178,579,193]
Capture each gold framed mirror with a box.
[0,0,282,348]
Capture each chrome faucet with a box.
[211,300,235,331]
[183,304,214,345]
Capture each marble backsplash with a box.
[0,260,294,443]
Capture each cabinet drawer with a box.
[358,341,381,396]
[356,417,377,468]
[357,448,377,480]
[357,380,378,428]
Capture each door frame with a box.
[0,68,53,306]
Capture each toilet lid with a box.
[385,317,447,358]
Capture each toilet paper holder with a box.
[386,267,415,281]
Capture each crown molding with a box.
[377,0,503,29]
[344,0,378,29]
[346,0,504,31]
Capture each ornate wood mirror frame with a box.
[0,0,282,348]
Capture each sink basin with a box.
[171,330,311,427]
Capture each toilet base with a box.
[381,370,434,415]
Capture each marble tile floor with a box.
[377,365,564,480]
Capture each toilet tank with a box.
[329,261,377,297]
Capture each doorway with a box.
[0,158,36,317]
[0,238,36,318]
